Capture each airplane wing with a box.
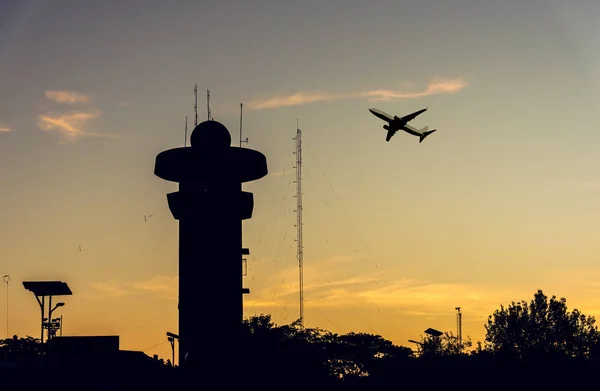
[369,108,394,122]
[385,128,396,142]
[398,108,427,123]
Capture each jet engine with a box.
[383,125,390,130]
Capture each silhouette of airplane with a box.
[368,107,437,143]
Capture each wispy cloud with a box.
[246,77,468,111]
[243,254,536,323]
[245,256,600,330]
[38,89,116,142]
[131,275,178,299]
[89,280,131,298]
[37,109,112,143]
[247,92,338,110]
[45,90,90,105]
[360,78,468,101]
[0,125,11,132]
[90,275,178,300]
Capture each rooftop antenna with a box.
[207,89,212,121]
[293,120,304,328]
[194,84,198,127]
[239,103,248,147]
[184,116,188,147]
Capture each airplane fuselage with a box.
[401,123,424,137]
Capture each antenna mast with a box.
[184,116,188,147]
[239,103,248,147]
[3,275,9,338]
[293,121,304,327]
[194,84,198,127]
[207,89,211,121]
[456,307,462,349]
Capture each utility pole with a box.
[293,122,304,327]
[2,275,9,338]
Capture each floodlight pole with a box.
[48,296,52,342]
[22,281,72,345]
[35,295,45,343]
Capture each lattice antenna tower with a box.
[293,121,304,327]
[456,307,462,348]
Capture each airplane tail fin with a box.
[419,129,437,143]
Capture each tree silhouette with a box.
[484,289,600,360]
[240,314,414,382]
[0,335,43,365]
[323,331,412,379]
[416,331,472,357]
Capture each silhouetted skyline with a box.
[1,0,600,361]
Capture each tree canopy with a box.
[484,289,600,359]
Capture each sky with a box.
[1,0,600,361]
